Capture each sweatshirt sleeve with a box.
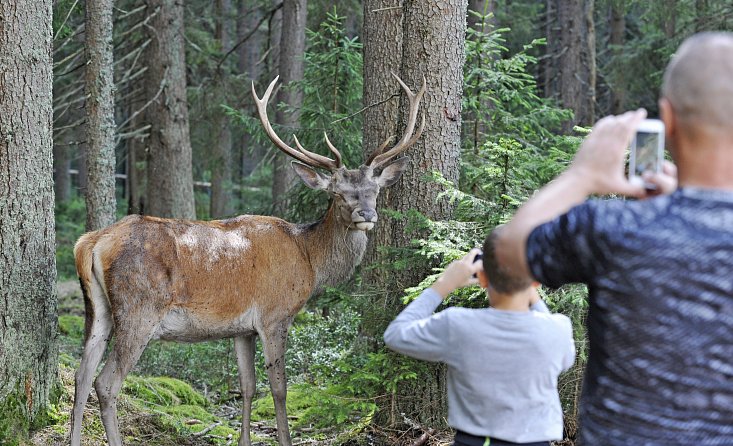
[561,317,576,371]
[383,288,452,363]
[530,299,550,313]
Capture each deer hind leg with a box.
[261,320,292,446]
[234,334,257,446]
[94,308,162,446]
[70,276,113,446]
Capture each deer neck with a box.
[301,201,368,294]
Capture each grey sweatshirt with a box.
[383,288,575,443]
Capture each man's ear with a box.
[375,157,409,187]
[292,162,331,190]
[659,97,676,143]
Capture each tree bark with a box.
[545,0,596,131]
[0,0,58,435]
[211,0,234,219]
[85,0,117,230]
[143,0,196,219]
[270,0,307,216]
[361,0,405,280]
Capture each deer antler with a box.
[252,77,342,171]
[367,73,427,168]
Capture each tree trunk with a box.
[609,0,626,114]
[127,131,147,215]
[0,0,58,437]
[266,0,282,78]
[270,0,307,216]
[238,0,265,178]
[85,0,117,230]
[362,0,467,428]
[361,0,404,281]
[545,0,595,131]
[143,0,196,219]
[211,0,234,219]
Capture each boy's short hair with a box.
[482,229,534,294]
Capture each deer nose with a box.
[356,209,377,222]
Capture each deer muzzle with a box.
[353,208,377,231]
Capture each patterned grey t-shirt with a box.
[527,187,733,446]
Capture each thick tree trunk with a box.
[143,0,196,219]
[362,0,405,281]
[362,0,467,428]
[211,0,234,219]
[85,0,117,230]
[0,0,58,436]
[545,0,596,131]
[270,0,307,216]
[390,0,466,426]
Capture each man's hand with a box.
[567,109,649,198]
[430,249,483,298]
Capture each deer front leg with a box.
[234,335,257,446]
[261,321,292,446]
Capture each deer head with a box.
[252,73,426,231]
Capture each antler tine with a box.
[293,135,340,170]
[323,133,343,168]
[369,74,427,168]
[252,78,337,171]
[366,135,395,165]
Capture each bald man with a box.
[490,32,733,445]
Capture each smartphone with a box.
[629,119,665,189]
[472,251,483,278]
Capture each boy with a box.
[383,236,575,446]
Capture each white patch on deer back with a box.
[178,226,251,266]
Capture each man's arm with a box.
[494,110,658,286]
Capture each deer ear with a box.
[292,162,331,190]
[375,157,409,187]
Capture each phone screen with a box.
[633,131,661,176]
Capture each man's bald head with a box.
[662,32,733,129]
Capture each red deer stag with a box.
[70,73,426,446]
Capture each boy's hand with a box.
[430,249,483,298]
[641,160,678,197]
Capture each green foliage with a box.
[0,388,30,446]
[54,197,87,281]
